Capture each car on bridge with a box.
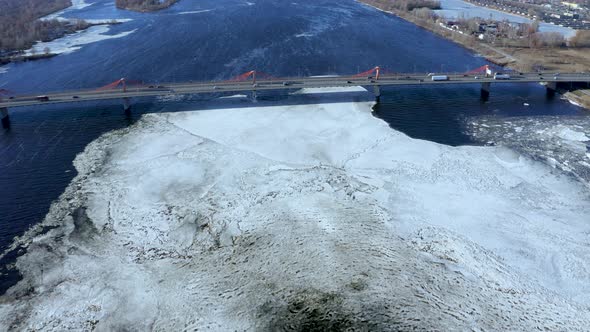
[35,95,49,102]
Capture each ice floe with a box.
[1,88,590,330]
[178,9,213,15]
[466,116,590,186]
[219,94,249,99]
[294,33,314,38]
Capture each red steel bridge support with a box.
[228,70,274,101]
[99,78,139,114]
[353,66,382,102]
[467,65,493,100]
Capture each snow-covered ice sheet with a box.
[1,88,590,330]
[25,26,137,56]
[41,0,94,20]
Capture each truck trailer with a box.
[431,75,449,81]
[493,73,511,80]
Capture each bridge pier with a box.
[373,85,381,103]
[546,82,557,98]
[1,107,9,129]
[122,97,131,117]
[480,82,491,101]
[251,90,257,102]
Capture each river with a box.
[0,0,587,293]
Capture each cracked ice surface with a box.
[1,88,590,330]
[465,116,590,186]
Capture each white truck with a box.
[493,73,511,80]
[431,75,449,81]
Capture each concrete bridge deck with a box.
[2,72,589,110]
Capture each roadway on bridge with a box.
[2,72,589,109]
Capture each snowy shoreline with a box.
[1,87,590,330]
[24,0,135,57]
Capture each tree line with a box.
[0,0,90,53]
[366,0,441,12]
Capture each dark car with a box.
[72,96,80,99]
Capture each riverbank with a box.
[0,0,77,54]
[358,0,590,109]
[360,0,590,71]
[564,90,590,109]
[0,21,125,66]
[0,53,58,66]
[0,0,131,67]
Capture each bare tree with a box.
[570,30,590,48]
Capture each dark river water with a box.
[0,0,587,292]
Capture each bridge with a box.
[2,65,590,128]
